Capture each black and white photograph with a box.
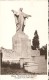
[0,0,47,78]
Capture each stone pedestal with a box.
[12,32,32,68]
[12,32,31,58]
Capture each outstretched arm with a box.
[26,14,31,19]
[11,10,19,16]
[27,15,31,17]
[23,13,31,19]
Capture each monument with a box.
[1,8,47,74]
[12,8,32,59]
[12,8,36,68]
[11,8,45,73]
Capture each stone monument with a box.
[1,8,47,74]
[11,8,47,73]
[12,8,32,58]
[12,8,33,68]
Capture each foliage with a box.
[40,44,47,59]
[32,30,39,50]
[2,61,20,69]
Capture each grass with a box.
[1,57,47,75]
[1,62,33,75]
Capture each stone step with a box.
[23,56,47,73]
[24,60,47,74]
[20,57,35,68]
[19,56,46,68]
[24,63,38,73]
[20,57,33,63]
[26,62,36,65]
[21,56,46,64]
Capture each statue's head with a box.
[19,8,23,12]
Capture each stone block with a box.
[12,32,31,58]
[33,56,46,63]
[31,50,40,57]
[19,58,34,68]
[24,63,38,73]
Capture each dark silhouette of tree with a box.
[32,30,39,50]
[40,44,47,59]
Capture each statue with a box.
[11,8,31,32]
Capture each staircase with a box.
[20,50,47,74]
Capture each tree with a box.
[40,44,47,59]
[32,30,39,50]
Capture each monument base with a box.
[12,32,31,58]
[1,32,47,74]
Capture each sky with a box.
[0,0,48,49]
